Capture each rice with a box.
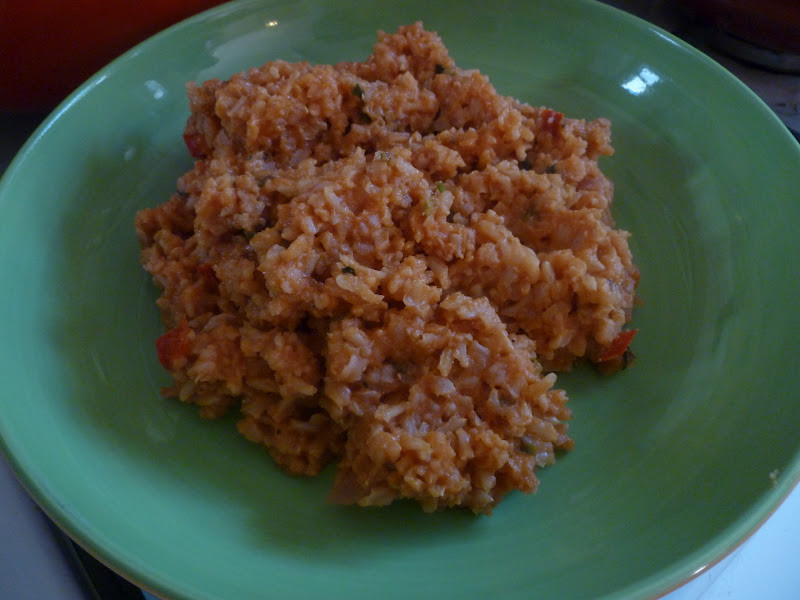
[134,22,639,514]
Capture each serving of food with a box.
[135,23,639,514]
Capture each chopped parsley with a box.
[392,361,409,374]
[621,348,636,369]
[436,180,445,193]
[352,83,364,99]
[519,435,537,455]
[341,265,356,275]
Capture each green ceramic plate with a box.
[1,1,799,599]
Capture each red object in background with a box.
[675,0,800,55]
[0,0,225,113]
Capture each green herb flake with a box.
[393,361,409,374]
[376,151,393,162]
[545,164,558,174]
[622,348,636,369]
[341,265,356,275]
[519,435,537,455]
[352,83,364,99]
[436,180,445,193]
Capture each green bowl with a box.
[1,1,799,599]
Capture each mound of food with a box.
[135,22,639,514]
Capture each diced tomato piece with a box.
[598,329,638,362]
[183,131,208,159]
[197,262,216,280]
[155,318,191,371]
[540,108,564,135]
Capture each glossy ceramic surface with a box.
[1,1,799,599]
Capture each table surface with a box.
[2,1,800,598]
